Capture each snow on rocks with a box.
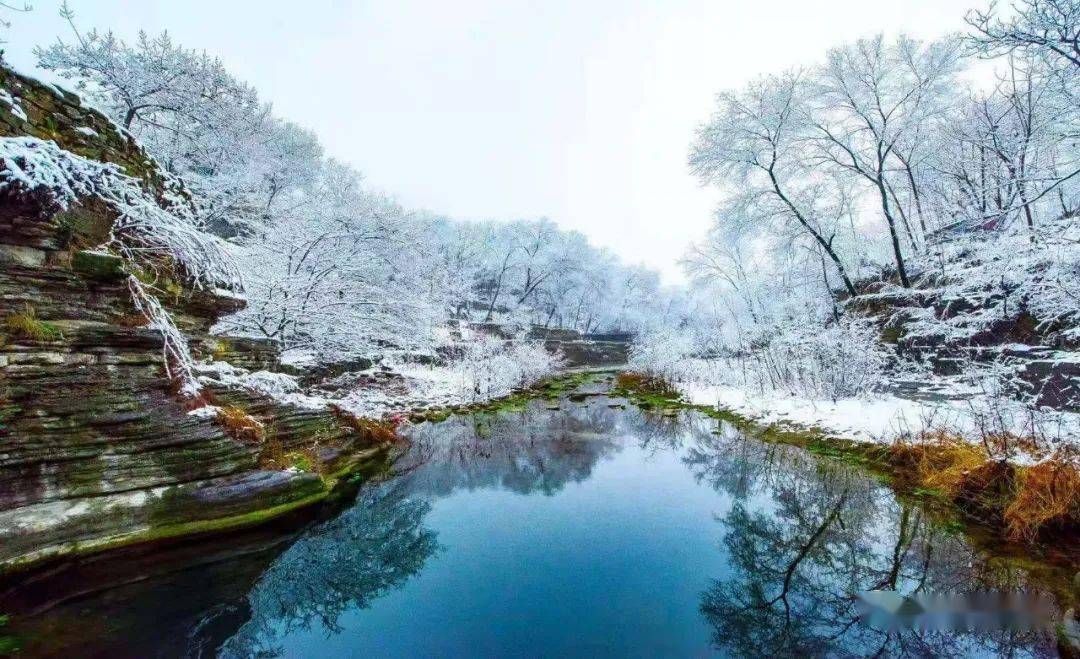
[187,404,222,419]
[0,88,28,121]
[0,136,239,289]
[280,350,317,369]
[196,361,329,411]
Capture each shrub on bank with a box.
[216,405,265,443]
[331,406,401,445]
[615,371,680,399]
[887,432,1080,542]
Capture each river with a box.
[1,375,1075,657]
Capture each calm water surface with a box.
[1,383,1075,657]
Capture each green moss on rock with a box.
[72,249,127,281]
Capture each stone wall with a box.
[0,65,389,571]
[467,322,631,367]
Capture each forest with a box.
[4,5,691,404]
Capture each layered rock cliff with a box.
[0,65,392,571]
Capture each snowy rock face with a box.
[0,64,389,570]
[0,67,175,197]
[0,67,181,258]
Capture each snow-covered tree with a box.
[216,164,440,359]
[28,11,685,374]
[684,6,1079,409]
[810,35,964,285]
[966,0,1080,72]
[36,14,311,238]
[932,56,1076,232]
[690,70,860,297]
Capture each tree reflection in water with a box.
[4,400,1070,657]
[398,402,625,497]
[215,402,626,657]
[688,418,1060,658]
[396,404,1062,657]
[216,481,439,657]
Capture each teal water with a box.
[1,390,1072,657]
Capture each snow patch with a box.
[196,361,329,410]
[187,404,222,419]
[0,89,28,121]
[677,364,1080,465]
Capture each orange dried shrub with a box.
[353,417,399,444]
[1004,460,1080,542]
[887,431,990,495]
[331,406,400,444]
[216,405,265,443]
[888,431,1080,541]
[616,372,647,389]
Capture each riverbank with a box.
[613,371,1080,552]
[0,368,609,574]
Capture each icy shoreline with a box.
[680,378,1080,465]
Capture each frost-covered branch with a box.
[0,136,239,287]
[127,274,201,396]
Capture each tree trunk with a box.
[876,176,911,287]
[768,169,859,297]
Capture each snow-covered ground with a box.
[683,383,963,443]
[669,358,1080,463]
[195,340,563,420]
[195,359,464,418]
[333,359,484,417]
[195,346,1078,465]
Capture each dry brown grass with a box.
[216,405,265,443]
[1004,459,1080,542]
[888,431,994,497]
[887,432,1080,542]
[331,406,400,444]
[616,371,680,398]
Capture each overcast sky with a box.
[5,0,979,283]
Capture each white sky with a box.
[4,0,979,283]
